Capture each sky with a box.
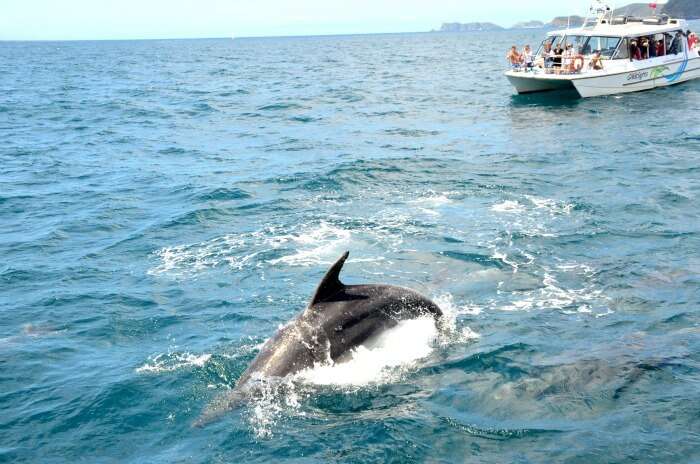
[0,0,645,41]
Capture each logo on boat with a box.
[650,66,670,79]
[627,71,649,81]
[665,55,688,83]
[627,57,688,83]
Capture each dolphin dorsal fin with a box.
[309,251,349,306]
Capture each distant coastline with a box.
[433,16,585,33]
[433,0,700,33]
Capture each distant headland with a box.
[433,0,700,33]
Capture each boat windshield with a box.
[585,36,621,58]
[564,35,589,54]
[539,34,622,58]
[535,35,564,57]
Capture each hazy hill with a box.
[614,3,662,17]
[512,20,546,29]
[548,16,585,28]
[439,22,504,32]
[663,0,700,19]
[433,0,699,34]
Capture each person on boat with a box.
[689,32,698,50]
[506,46,522,69]
[543,42,554,71]
[657,39,665,57]
[668,31,683,55]
[589,50,604,71]
[630,40,642,60]
[648,36,657,58]
[563,44,576,73]
[553,42,564,73]
[522,45,534,70]
[640,37,650,60]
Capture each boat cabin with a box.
[533,16,695,76]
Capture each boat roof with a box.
[548,19,689,38]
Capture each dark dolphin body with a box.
[194,251,442,426]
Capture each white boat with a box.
[505,1,700,98]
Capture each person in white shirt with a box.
[522,45,534,71]
[563,44,576,73]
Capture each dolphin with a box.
[194,251,442,426]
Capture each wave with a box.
[136,352,212,374]
[257,103,306,111]
[267,222,352,267]
[193,187,251,202]
[151,212,429,276]
[491,200,526,213]
[440,416,562,440]
[497,257,608,314]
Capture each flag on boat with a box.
[649,3,657,9]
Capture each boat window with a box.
[585,36,621,58]
[563,35,588,54]
[549,35,564,47]
[613,38,630,60]
[536,35,563,58]
[668,30,685,54]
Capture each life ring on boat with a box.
[573,55,585,72]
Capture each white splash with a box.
[491,200,526,213]
[296,317,439,387]
[148,234,247,277]
[268,222,351,267]
[433,293,483,345]
[247,377,302,439]
[491,249,522,272]
[409,191,455,215]
[136,352,211,374]
[501,268,607,314]
[148,221,354,276]
[526,195,575,215]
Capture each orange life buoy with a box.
[574,55,585,72]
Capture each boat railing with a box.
[507,56,605,76]
[583,0,614,29]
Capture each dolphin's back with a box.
[312,283,442,360]
[236,320,321,386]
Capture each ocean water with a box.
[1,29,700,463]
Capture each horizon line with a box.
[0,29,525,43]
[0,25,556,43]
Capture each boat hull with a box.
[506,73,577,95]
[506,52,700,98]
[573,55,700,97]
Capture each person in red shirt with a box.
[689,32,698,50]
[657,39,665,57]
[630,40,642,60]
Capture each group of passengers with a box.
[628,30,696,60]
[508,29,699,73]
[508,42,601,74]
[506,45,535,70]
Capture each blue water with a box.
[2,30,700,463]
